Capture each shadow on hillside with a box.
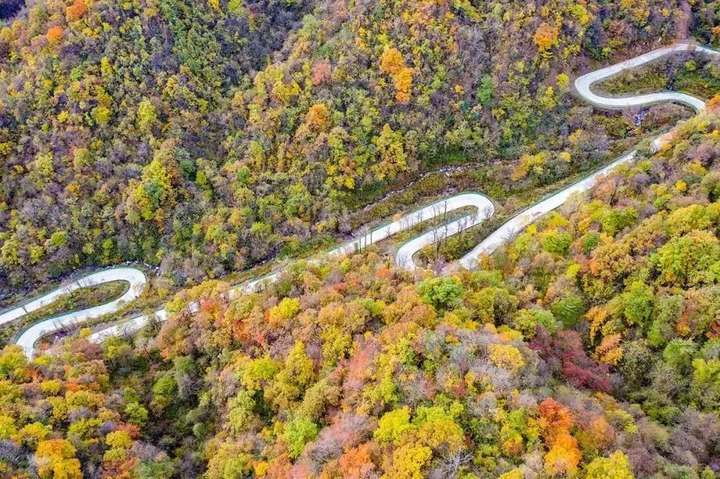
[0,0,23,20]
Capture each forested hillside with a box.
[0,0,712,294]
[2,103,720,477]
[7,0,720,477]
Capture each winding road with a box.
[5,41,719,356]
[574,42,718,112]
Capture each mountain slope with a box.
[0,0,703,293]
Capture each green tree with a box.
[418,277,464,311]
[652,230,720,287]
[284,417,318,459]
[551,294,586,328]
[663,339,698,373]
[691,358,720,410]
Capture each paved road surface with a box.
[7,268,146,356]
[574,42,717,112]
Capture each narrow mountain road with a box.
[460,41,719,269]
[0,268,146,326]
[7,268,147,356]
[36,193,495,356]
[6,41,718,356]
[458,151,638,269]
[573,42,716,112]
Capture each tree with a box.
[544,432,582,477]
[663,339,697,373]
[311,61,331,86]
[412,404,465,453]
[239,356,280,391]
[476,75,494,106]
[66,0,87,21]
[691,358,720,410]
[533,23,559,52]
[467,286,517,323]
[489,344,526,373]
[372,124,408,181]
[374,407,412,444]
[0,345,28,380]
[393,67,414,103]
[618,340,653,390]
[267,297,301,326]
[542,230,572,256]
[35,439,82,479]
[538,398,574,442]
[268,341,316,409]
[551,294,585,328]
[137,99,158,132]
[205,443,252,479]
[337,443,377,479]
[531,330,612,392]
[584,451,634,479]
[382,444,432,479]
[618,281,654,326]
[418,277,464,311]
[511,308,557,338]
[125,141,181,225]
[379,46,414,103]
[652,230,720,287]
[380,47,405,75]
[305,103,331,131]
[284,417,318,459]
[538,399,581,476]
[151,373,177,411]
[46,26,64,44]
[499,470,524,479]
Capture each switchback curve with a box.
[6,41,717,355]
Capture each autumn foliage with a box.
[4,0,720,476]
[533,22,560,51]
[46,26,64,44]
[538,399,581,476]
[0,0,701,293]
[379,46,414,103]
[66,0,88,21]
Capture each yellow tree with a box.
[584,451,635,479]
[379,47,405,75]
[538,399,581,476]
[35,439,82,479]
[372,124,407,181]
[379,47,413,103]
[381,444,432,479]
[533,23,559,52]
[305,103,331,131]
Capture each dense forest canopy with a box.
[7,0,720,478]
[11,104,720,476]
